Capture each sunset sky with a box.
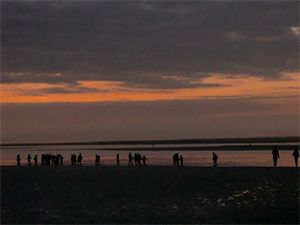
[1,1,299,143]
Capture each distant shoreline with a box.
[2,144,298,152]
[1,136,299,147]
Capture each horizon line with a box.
[1,136,299,147]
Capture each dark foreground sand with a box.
[1,166,299,224]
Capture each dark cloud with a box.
[35,86,107,95]
[2,1,299,90]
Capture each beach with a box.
[1,166,299,224]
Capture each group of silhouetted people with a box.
[15,147,300,167]
[271,146,299,167]
[71,153,82,165]
[17,154,64,166]
[128,153,148,166]
[41,154,63,166]
[173,153,183,166]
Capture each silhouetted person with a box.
[128,153,133,166]
[173,153,179,166]
[51,155,55,165]
[71,154,77,165]
[137,153,142,166]
[27,154,31,165]
[78,153,83,165]
[292,147,299,167]
[95,154,100,166]
[17,154,21,166]
[179,155,183,166]
[134,153,138,166]
[116,154,120,166]
[54,154,59,165]
[60,154,63,166]
[212,152,218,167]
[34,155,38,165]
[142,155,148,165]
[272,146,280,167]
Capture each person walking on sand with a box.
[17,154,21,166]
[142,155,148,166]
[272,146,280,167]
[116,154,120,166]
[212,152,218,167]
[179,155,183,166]
[128,153,133,166]
[134,153,138,166]
[138,153,142,166]
[27,154,32,165]
[292,147,299,167]
[34,155,38,166]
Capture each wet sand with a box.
[1,166,299,224]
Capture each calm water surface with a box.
[0,144,297,167]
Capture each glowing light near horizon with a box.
[1,72,299,103]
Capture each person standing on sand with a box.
[134,153,138,166]
[95,154,100,166]
[27,154,31,165]
[292,147,299,167]
[60,154,63,166]
[179,155,183,166]
[78,153,83,165]
[128,153,133,166]
[173,153,179,166]
[34,155,38,165]
[212,152,218,167]
[272,146,280,167]
[116,154,120,166]
[17,154,21,166]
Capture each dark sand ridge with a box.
[1,167,299,224]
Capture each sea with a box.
[1,142,299,167]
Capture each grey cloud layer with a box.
[2,1,299,90]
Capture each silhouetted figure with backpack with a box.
[212,152,218,167]
[34,155,38,165]
[292,147,299,167]
[272,147,280,167]
[17,154,21,166]
[27,154,31,165]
